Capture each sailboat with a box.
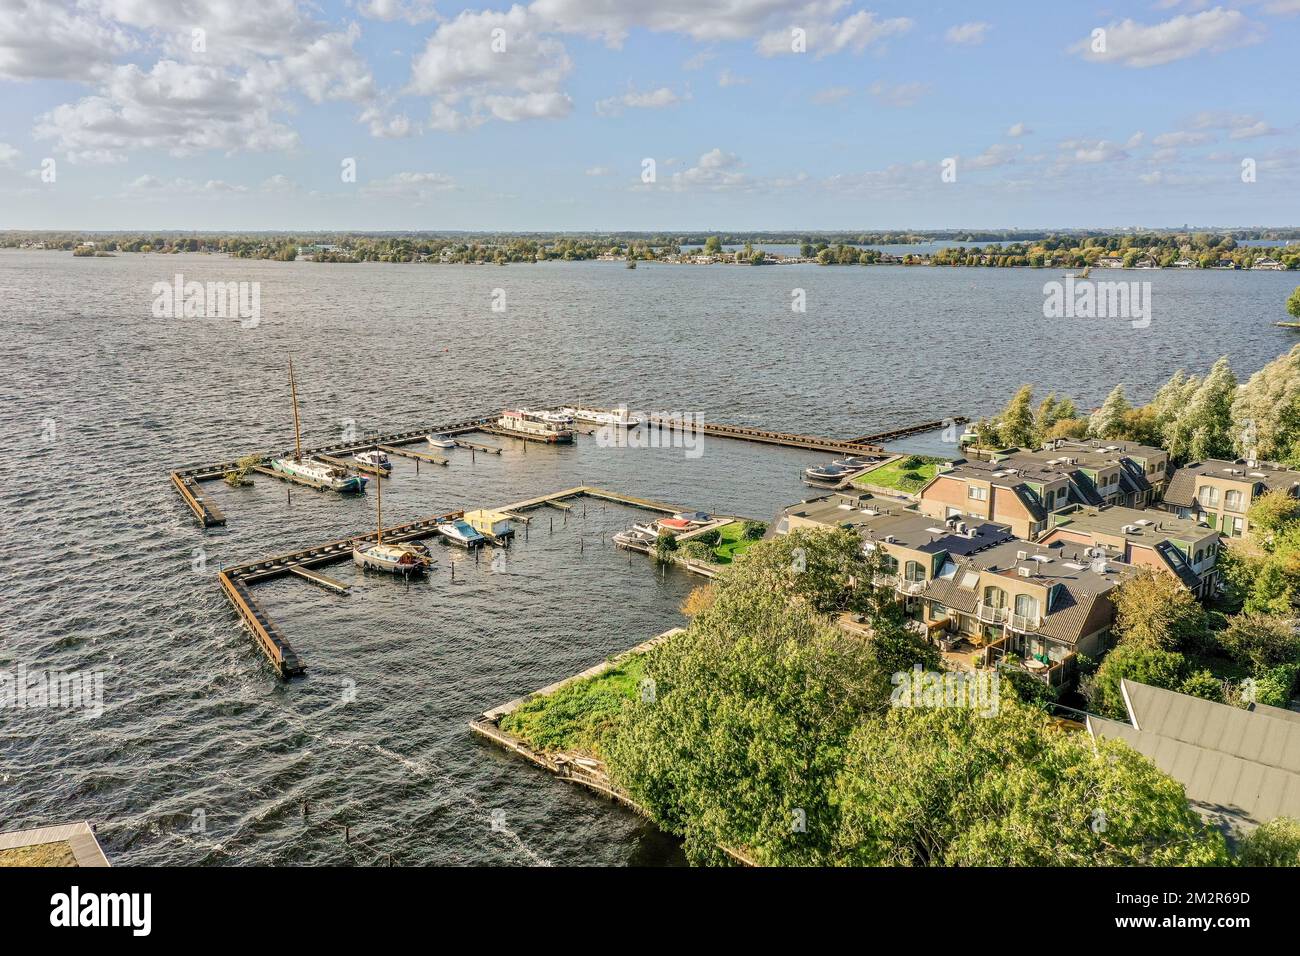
[353,446,432,575]
[269,359,367,493]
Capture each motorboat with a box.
[437,518,486,548]
[561,404,642,428]
[354,449,392,473]
[427,434,456,449]
[804,462,849,482]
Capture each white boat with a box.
[437,518,486,548]
[270,358,367,493]
[495,409,574,443]
[427,434,456,449]
[352,448,430,575]
[525,408,575,426]
[354,449,392,473]
[561,404,641,427]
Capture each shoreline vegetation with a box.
[5,229,1299,270]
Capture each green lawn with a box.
[499,654,648,757]
[712,521,761,564]
[851,456,944,495]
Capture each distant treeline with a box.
[4,229,1299,267]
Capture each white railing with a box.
[897,578,926,595]
[976,603,1008,625]
[1007,612,1041,634]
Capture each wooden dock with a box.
[315,453,385,479]
[250,464,336,491]
[168,414,490,527]
[645,414,884,454]
[847,416,968,444]
[479,425,574,445]
[379,444,447,466]
[453,438,502,454]
[221,509,464,675]
[493,485,683,516]
[170,472,226,527]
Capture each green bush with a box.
[680,541,717,563]
[741,520,767,540]
[693,529,721,547]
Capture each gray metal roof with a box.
[1087,680,1300,834]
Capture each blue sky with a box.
[1,1,1298,230]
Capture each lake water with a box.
[2,250,1297,865]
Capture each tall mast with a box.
[374,444,382,545]
[288,357,303,461]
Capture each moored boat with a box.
[495,409,575,443]
[561,404,642,428]
[269,358,367,493]
[354,449,392,473]
[427,434,456,448]
[352,445,430,576]
[804,462,849,482]
[437,518,486,548]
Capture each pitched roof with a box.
[1088,680,1300,834]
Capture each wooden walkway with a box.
[379,444,447,466]
[847,416,968,444]
[169,414,490,527]
[645,414,883,454]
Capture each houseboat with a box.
[495,409,575,443]
[561,404,642,428]
[269,358,367,493]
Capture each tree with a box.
[832,696,1228,866]
[1230,344,1300,465]
[703,235,722,255]
[1087,644,1186,719]
[1246,489,1300,543]
[1181,356,1238,461]
[605,568,912,865]
[1288,286,1300,321]
[1236,817,1300,866]
[1089,385,1130,440]
[998,385,1036,448]
[1217,613,1300,671]
[1111,570,1206,652]
[729,527,886,617]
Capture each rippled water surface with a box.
[2,250,1297,865]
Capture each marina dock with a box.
[847,416,968,444]
[168,415,489,527]
[379,444,448,466]
[644,414,884,454]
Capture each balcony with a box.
[897,577,926,595]
[1006,612,1041,634]
[976,603,1008,625]
[872,572,898,589]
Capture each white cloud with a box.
[1057,138,1131,164]
[1153,130,1214,148]
[1071,8,1263,68]
[811,85,853,105]
[717,69,750,87]
[664,147,749,191]
[34,60,299,163]
[124,175,248,195]
[945,22,990,45]
[408,6,573,128]
[758,11,913,58]
[0,0,135,81]
[1189,111,1282,140]
[533,0,856,46]
[596,86,689,117]
[966,142,1021,169]
[1007,122,1032,137]
[868,81,929,107]
[356,0,440,24]
[0,143,19,167]
[359,171,456,202]
[584,165,611,176]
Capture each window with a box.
[1230,517,1244,538]
[904,560,925,582]
[879,554,899,574]
[968,486,988,501]
[1193,548,1204,565]
[983,586,1008,609]
[1014,594,1040,622]
[1197,485,1220,508]
[1225,489,1244,512]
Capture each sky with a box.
[1,0,1298,231]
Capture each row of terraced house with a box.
[774,437,1300,690]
